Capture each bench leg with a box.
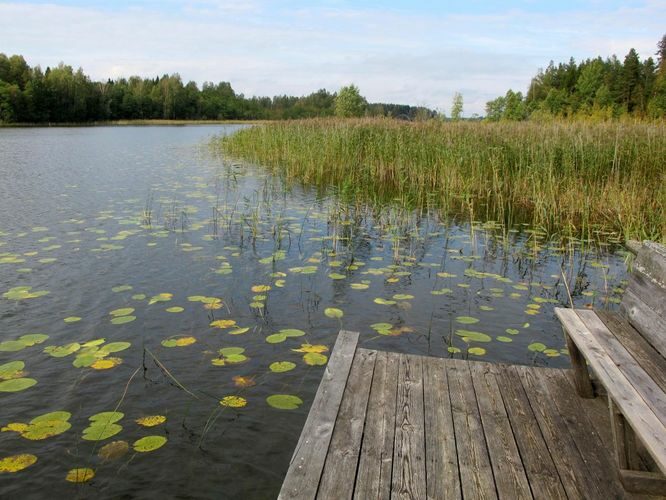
[609,398,666,494]
[563,328,594,398]
[609,398,640,470]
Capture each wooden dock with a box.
[279,330,664,499]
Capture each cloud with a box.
[0,1,663,114]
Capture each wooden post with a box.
[563,328,594,398]
[608,397,639,470]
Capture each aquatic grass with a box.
[216,118,665,242]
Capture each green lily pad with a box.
[266,333,287,344]
[0,361,24,379]
[269,361,296,373]
[31,411,71,423]
[266,394,303,410]
[455,316,480,325]
[89,411,124,424]
[219,347,244,356]
[468,347,486,356]
[528,342,547,352]
[0,341,26,352]
[19,334,49,346]
[455,330,492,343]
[324,307,344,319]
[44,343,81,357]
[109,308,134,317]
[281,329,305,337]
[99,342,131,354]
[110,315,136,325]
[82,423,122,441]
[303,353,327,365]
[0,378,37,392]
[133,435,167,452]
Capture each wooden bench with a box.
[555,241,666,495]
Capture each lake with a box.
[0,125,629,498]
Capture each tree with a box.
[334,84,366,117]
[485,96,506,121]
[451,92,463,120]
[621,48,642,113]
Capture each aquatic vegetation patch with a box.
[0,334,48,352]
[2,411,72,440]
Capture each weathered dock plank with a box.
[280,330,664,499]
[317,348,376,499]
[353,350,398,500]
[390,354,426,500]
[278,330,359,500]
[423,355,460,500]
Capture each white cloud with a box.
[0,1,663,114]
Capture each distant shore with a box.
[0,119,266,128]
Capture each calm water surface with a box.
[0,126,629,498]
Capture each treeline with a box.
[0,54,434,123]
[486,34,666,120]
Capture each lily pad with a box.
[110,315,136,325]
[66,468,95,483]
[220,396,247,408]
[528,342,547,352]
[133,435,167,452]
[210,319,237,329]
[266,333,286,344]
[109,308,134,317]
[266,394,303,410]
[0,378,37,392]
[18,334,49,346]
[82,423,122,441]
[0,361,24,380]
[98,440,129,460]
[0,454,37,473]
[44,342,81,357]
[455,316,480,325]
[270,361,296,373]
[303,353,328,365]
[89,411,124,424]
[468,347,487,356]
[136,415,166,427]
[324,307,344,319]
[454,330,492,343]
[161,337,196,347]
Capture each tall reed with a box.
[216,118,665,242]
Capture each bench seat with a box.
[556,307,666,494]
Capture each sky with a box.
[1,1,664,115]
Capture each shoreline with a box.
[0,119,266,128]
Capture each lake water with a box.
[0,125,629,498]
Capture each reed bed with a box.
[216,118,665,242]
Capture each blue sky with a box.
[1,1,664,114]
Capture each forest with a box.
[486,34,666,120]
[1,34,665,123]
[0,55,433,123]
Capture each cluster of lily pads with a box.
[0,139,631,495]
[0,408,168,480]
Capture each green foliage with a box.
[490,33,666,120]
[450,92,463,120]
[219,118,666,241]
[0,56,434,123]
[334,84,367,118]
